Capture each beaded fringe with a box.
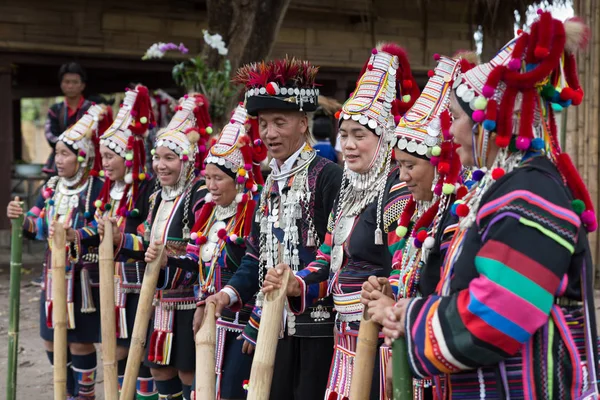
[147,304,174,365]
[80,268,96,313]
[45,270,76,329]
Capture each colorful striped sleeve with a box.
[114,231,145,263]
[405,188,580,377]
[385,181,410,258]
[23,192,48,240]
[288,216,333,314]
[76,219,100,250]
[242,305,261,345]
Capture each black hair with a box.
[58,62,87,83]
[312,114,333,140]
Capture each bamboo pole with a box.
[6,202,24,400]
[392,337,413,400]
[247,267,290,400]
[52,224,67,400]
[99,220,118,400]
[120,244,164,400]
[349,307,380,400]
[195,302,217,400]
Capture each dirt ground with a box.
[0,258,106,399]
[1,254,600,399]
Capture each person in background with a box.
[312,109,338,163]
[43,62,93,175]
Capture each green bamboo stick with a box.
[393,337,413,400]
[6,203,24,400]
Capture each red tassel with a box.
[504,20,565,90]
[147,331,158,362]
[518,89,536,142]
[556,153,594,213]
[115,306,120,338]
[509,33,530,70]
[235,200,247,236]
[496,88,517,142]
[191,202,215,234]
[525,19,540,63]
[155,332,164,362]
[534,12,553,59]
[46,301,53,328]
[482,66,506,98]
[440,110,452,140]
[412,200,440,235]
[129,85,154,136]
[564,53,583,104]
[485,99,498,121]
[244,199,257,238]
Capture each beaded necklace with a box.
[255,145,319,306]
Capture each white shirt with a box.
[268,143,305,195]
[222,143,306,307]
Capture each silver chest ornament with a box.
[201,221,226,263]
[331,216,355,273]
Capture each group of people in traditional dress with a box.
[6,10,599,400]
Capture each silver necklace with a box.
[214,201,237,221]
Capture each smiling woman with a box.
[152,146,183,187]
[338,120,380,174]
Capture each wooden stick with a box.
[6,203,24,400]
[52,224,67,400]
[98,220,118,400]
[392,337,413,400]
[349,307,380,400]
[120,244,164,400]
[195,302,217,400]
[247,267,290,400]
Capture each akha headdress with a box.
[233,57,320,116]
[153,94,213,198]
[190,104,267,246]
[451,11,596,232]
[95,84,155,216]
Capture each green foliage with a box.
[172,55,235,120]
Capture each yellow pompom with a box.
[94,200,102,208]
[395,225,408,238]
[206,126,213,135]
[187,129,200,144]
[140,116,148,124]
[238,168,247,177]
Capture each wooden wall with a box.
[0,0,479,72]
[0,0,493,232]
[567,0,600,273]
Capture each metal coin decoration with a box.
[331,216,355,273]
[201,242,217,263]
[208,221,226,242]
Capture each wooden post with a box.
[6,203,24,400]
[392,337,413,400]
[195,302,217,400]
[99,220,118,400]
[51,224,67,400]
[247,268,290,400]
[349,308,380,400]
[567,0,600,281]
[120,244,164,400]
[0,64,14,232]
